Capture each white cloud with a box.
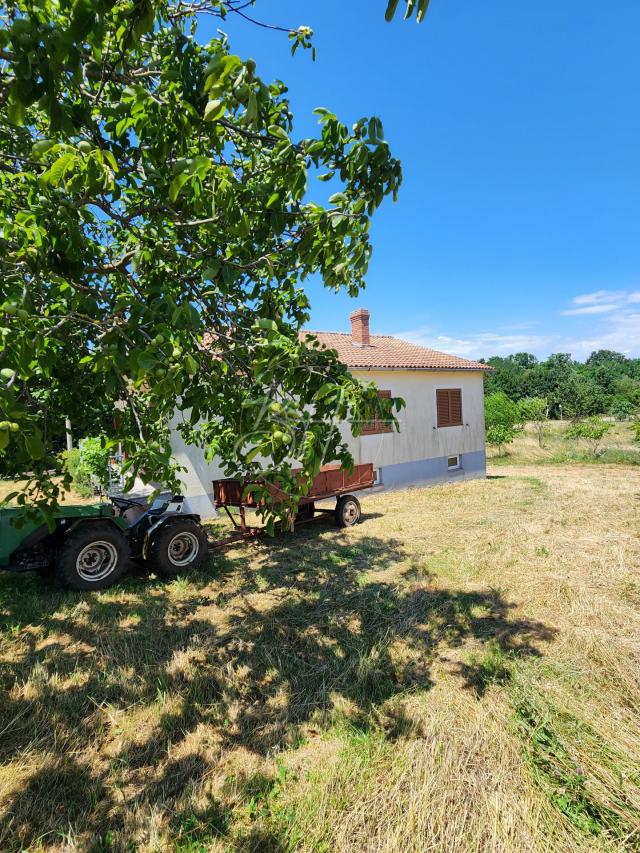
[562,303,619,316]
[572,290,625,306]
[398,328,560,358]
[395,292,640,360]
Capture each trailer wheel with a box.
[56,523,130,591]
[148,519,208,577]
[335,495,361,528]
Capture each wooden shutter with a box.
[436,388,463,427]
[361,390,393,435]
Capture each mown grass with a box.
[0,463,639,851]
[489,419,640,467]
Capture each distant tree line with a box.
[480,350,640,418]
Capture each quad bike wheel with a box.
[147,519,209,577]
[56,522,130,591]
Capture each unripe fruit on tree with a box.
[16,309,28,320]
[9,422,19,432]
[77,140,93,154]
[0,368,15,381]
[155,367,166,378]
[272,430,284,442]
[153,335,165,346]
[2,304,17,315]
[172,346,183,358]
[0,421,9,431]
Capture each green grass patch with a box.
[510,672,640,845]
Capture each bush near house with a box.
[61,437,111,497]
[485,392,522,456]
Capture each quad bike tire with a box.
[56,522,130,591]
[147,518,209,577]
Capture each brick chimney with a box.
[350,308,370,347]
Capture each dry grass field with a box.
[488,419,640,466]
[0,478,96,506]
[1,462,639,851]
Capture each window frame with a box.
[447,455,461,471]
[436,387,463,429]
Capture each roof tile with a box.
[302,331,491,371]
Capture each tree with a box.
[485,392,521,456]
[610,398,635,421]
[565,417,612,458]
[586,350,628,369]
[518,396,548,447]
[0,1,403,524]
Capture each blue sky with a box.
[206,1,640,360]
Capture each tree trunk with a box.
[65,417,73,451]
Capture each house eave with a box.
[347,365,493,373]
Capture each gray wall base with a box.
[378,449,486,490]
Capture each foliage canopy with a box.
[0,0,404,522]
[484,350,640,419]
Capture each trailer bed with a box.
[209,462,374,548]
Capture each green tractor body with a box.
[0,504,126,569]
[0,497,207,590]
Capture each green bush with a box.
[61,437,111,496]
[485,392,521,456]
[518,397,548,447]
[565,418,612,457]
[610,398,635,421]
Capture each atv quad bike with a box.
[0,495,208,591]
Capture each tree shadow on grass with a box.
[0,520,554,850]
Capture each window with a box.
[436,388,463,428]
[447,455,461,470]
[361,390,393,436]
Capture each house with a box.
[170,309,491,518]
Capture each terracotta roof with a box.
[301,331,491,371]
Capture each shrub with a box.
[610,398,635,421]
[485,392,521,456]
[565,417,612,457]
[486,424,518,457]
[518,397,548,447]
[61,437,111,496]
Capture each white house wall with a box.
[345,369,487,489]
[169,368,487,518]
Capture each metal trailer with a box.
[210,462,374,548]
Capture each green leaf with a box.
[385,0,401,21]
[266,192,280,209]
[204,99,225,122]
[40,153,75,186]
[256,318,278,332]
[315,383,337,401]
[169,172,190,202]
[24,429,44,460]
[7,97,25,127]
[417,0,430,22]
